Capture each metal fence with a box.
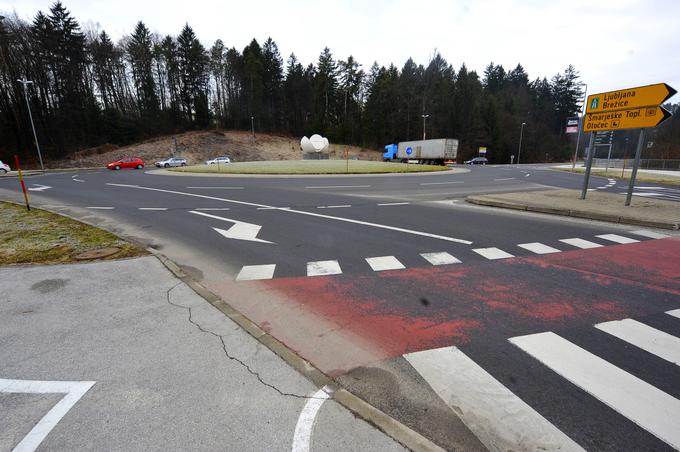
[592,159,680,170]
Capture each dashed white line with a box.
[291,386,332,452]
[596,234,640,244]
[420,252,461,265]
[377,202,410,206]
[194,208,231,211]
[304,185,371,189]
[236,264,276,281]
[86,206,114,210]
[473,247,514,260]
[138,207,168,211]
[510,332,680,449]
[419,181,465,185]
[186,186,244,189]
[307,260,343,276]
[366,256,405,271]
[72,178,85,182]
[494,177,516,181]
[317,205,351,209]
[517,242,561,254]
[629,230,670,239]
[559,238,603,249]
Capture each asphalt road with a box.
[1,164,679,451]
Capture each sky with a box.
[3,0,680,98]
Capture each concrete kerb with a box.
[146,167,469,179]
[13,200,444,452]
[466,196,680,230]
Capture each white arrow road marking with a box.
[106,183,473,245]
[1,378,95,452]
[190,210,274,244]
[27,184,51,192]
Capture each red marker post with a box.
[14,155,30,211]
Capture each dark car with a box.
[464,157,488,165]
[107,157,145,170]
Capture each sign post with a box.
[580,133,595,200]
[14,155,30,211]
[580,82,675,202]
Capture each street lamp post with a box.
[516,122,526,166]
[421,114,429,140]
[17,78,45,171]
[250,116,255,142]
[572,83,588,169]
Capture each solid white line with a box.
[517,242,561,254]
[404,347,584,452]
[494,177,516,181]
[559,238,603,249]
[419,181,464,185]
[194,208,231,211]
[307,260,343,276]
[304,185,371,189]
[186,186,244,189]
[595,318,680,365]
[628,230,670,239]
[420,252,461,265]
[667,309,680,319]
[138,207,168,211]
[510,331,680,449]
[1,379,95,452]
[105,183,473,244]
[257,207,282,210]
[473,247,514,260]
[366,256,405,271]
[291,386,332,452]
[377,202,410,206]
[236,264,276,281]
[596,234,640,244]
[86,206,114,210]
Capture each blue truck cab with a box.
[383,144,398,161]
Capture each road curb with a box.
[466,197,679,230]
[145,167,469,179]
[150,249,445,452]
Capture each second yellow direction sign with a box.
[583,106,672,132]
[586,83,676,113]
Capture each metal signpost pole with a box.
[605,142,613,174]
[625,129,645,206]
[580,132,595,199]
[18,79,45,171]
[516,122,526,166]
[572,84,587,169]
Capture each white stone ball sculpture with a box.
[301,134,329,153]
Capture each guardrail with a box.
[592,159,680,170]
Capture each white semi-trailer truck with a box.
[383,138,459,165]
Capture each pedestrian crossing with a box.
[234,229,671,281]
[405,310,680,451]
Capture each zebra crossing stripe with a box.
[667,309,680,320]
[517,242,561,254]
[365,256,405,271]
[596,234,640,244]
[236,264,276,281]
[596,318,680,366]
[629,230,670,239]
[510,332,680,449]
[559,238,603,249]
[404,347,585,452]
[472,247,514,260]
[420,252,461,265]
[307,260,342,277]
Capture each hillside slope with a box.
[52,130,382,168]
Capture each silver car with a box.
[0,160,10,174]
[155,157,187,168]
[206,156,231,165]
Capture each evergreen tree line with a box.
[1,2,677,167]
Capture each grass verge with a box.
[0,202,146,265]
[555,167,680,187]
[172,160,451,174]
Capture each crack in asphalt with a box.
[165,282,327,400]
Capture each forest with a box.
[1,2,678,167]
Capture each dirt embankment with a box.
[51,130,382,168]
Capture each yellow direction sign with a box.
[583,106,672,132]
[586,83,676,113]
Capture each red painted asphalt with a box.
[258,238,680,373]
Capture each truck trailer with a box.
[383,138,459,165]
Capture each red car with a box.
[107,157,145,170]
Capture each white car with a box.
[0,160,10,174]
[155,157,187,168]
[206,156,231,165]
